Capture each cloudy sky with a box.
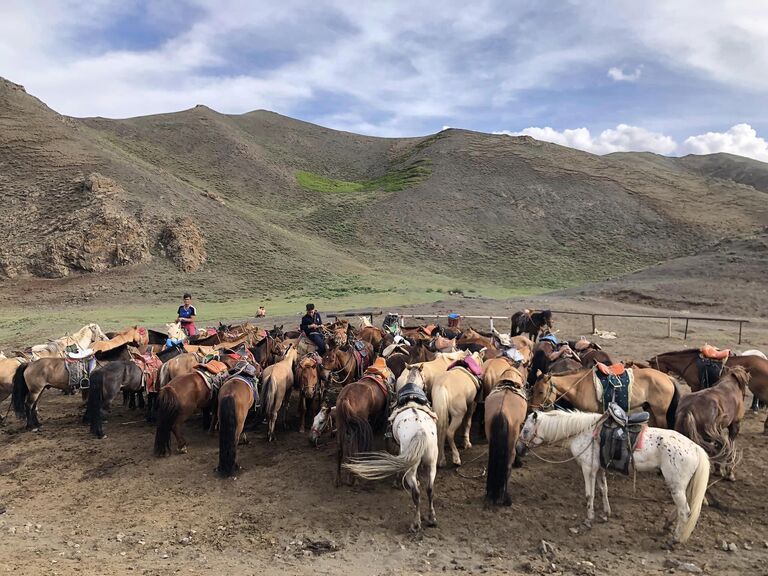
[3,0,768,160]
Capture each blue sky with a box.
[3,0,768,160]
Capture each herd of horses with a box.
[2,309,767,544]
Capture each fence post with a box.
[489,318,494,331]
[684,319,689,340]
[738,321,744,345]
[591,315,596,334]
[667,317,672,338]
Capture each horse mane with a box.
[724,365,750,392]
[549,366,591,378]
[534,411,602,442]
[653,349,701,357]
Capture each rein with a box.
[523,415,605,465]
[531,369,593,410]
[327,349,355,386]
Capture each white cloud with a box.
[607,66,642,82]
[498,124,678,155]
[682,123,768,162]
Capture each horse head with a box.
[529,373,554,410]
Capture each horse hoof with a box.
[409,522,422,533]
[726,473,736,482]
[502,495,512,507]
[599,514,609,523]
[178,446,188,454]
[98,434,107,440]
[462,441,472,449]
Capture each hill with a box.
[2,76,768,320]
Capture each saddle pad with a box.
[227,375,259,408]
[199,359,229,374]
[389,402,438,423]
[593,367,633,412]
[596,362,625,376]
[448,356,483,377]
[700,344,730,360]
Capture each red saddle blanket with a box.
[700,345,730,360]
[596,362,626,377]
[131,352,163,393]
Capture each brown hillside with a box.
[2,76,768,310]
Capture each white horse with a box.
[344,402,439,532]
[30,323,109,358]
[519,410,709,543]
[309,404,336,444]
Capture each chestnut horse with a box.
[154,371,213,456]
[294,354,323,433]
[649,349,768,433]
[217,374,258,476]
[322,340,374,388]
[334,372,392,486]
[530,366,679,428]
[675,366,750,480]
[485,383,528,506]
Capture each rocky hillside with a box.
[2,76,768,309]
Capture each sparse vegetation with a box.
[296,159,431,193]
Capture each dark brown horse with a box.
[322,340,374,388]
[675,366,750,480]
[568,339,612,368]
[510,310,552,341]
[154,371,213,456]
[334,374,390,486]
[216,374,258,476]
[85,361,144,439]
[249,332,284,368]
[649,349,768,433]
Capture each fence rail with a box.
[382,310,750,344]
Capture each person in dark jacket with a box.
[301,303,326,356]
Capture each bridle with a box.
[529,369,592,410]
[325,348,356,386]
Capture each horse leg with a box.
[724,422,740,481]
[404,468,422,532]
[461,401,476,449]
[446,410,464,466]
[751,394,760,413]
[580,462,598,528]
[425,464,437,527]
[173,415,188,454]
[123,389,130,408]
[668,483,691,543]
[137,390,145,409]
[763,412,768,435]
[298,396,306,434]
[335,433,343,487]
[597,468,611,521]
[27,389,44,431]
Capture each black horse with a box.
[85,361,144,439]
[510,310,552,341]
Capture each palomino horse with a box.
[431,351,485,467]
[344,402,439,532]
[12,358,94,430]
[485,383,528,506]
[261,346,298,441]
[394,350,469,393]
[85,361,143,439]
[217,373,258,477]
[531,366,679,428]
[154,371,213,456]
[649,349,768,433]
[482,356,528,398]
[675,366,750,481]
[519,411,709,543]
[29,323,109,358]
[294,354,323,433]
[0,357,25,420]
[90,326,148,353]
[334,371,393,486]
[510,310,552,341]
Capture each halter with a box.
[310,407,334,445]
[326,348,356,386]
[530,369,592,410]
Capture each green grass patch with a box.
[296,160,431,194]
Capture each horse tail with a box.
[433,383,450,461]
[154,387,180,457]
[11,363,29,419]
[261,373,273,423]
[665,382,680,429]
[680,445,710,543]
[217,395,238,477]
[485,411,510,504]
[339,399,372,460]
[86,368,106,438]
[344,428,428,480]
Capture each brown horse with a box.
[154,371,212,456]
[675,366,750,480]
[261,347,298,441]
[294,354,323,433]
[569,339,613,368]
[456,328,497,351]
[216,374,258,476]
[482,357,527,398]
[649,349,768,433]
[334,374,391,486]
[12,358,92,430]
[249,332,284,368]
[358,325,386,353]
[530,366,678,428]
[510,309,552,341]
[322,340,374,388]
[485,384,528,506]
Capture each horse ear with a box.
[532,411,538,421]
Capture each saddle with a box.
[226,361,260,409]
[593,364,633,412]
[596,362,625,377]
[598,403,649,475]
[397,383,429,407]
[65,354,96,390]
[196,359,229,374]
[131,351,163,393]
[448,356,483,378]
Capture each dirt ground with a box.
[2,295,768,576]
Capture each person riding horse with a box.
[301,303,326,356]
